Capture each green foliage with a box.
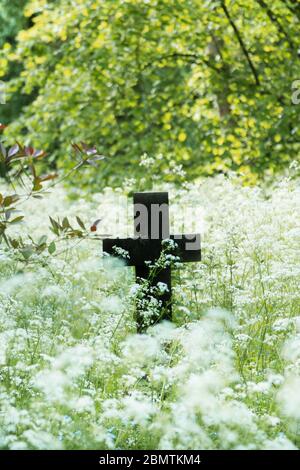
[0,124,106,257]
[0,0,27,47]
[0,127,58,254]
[2,0,300,185]
[0,0,30,124]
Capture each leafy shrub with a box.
[2,0,300,186]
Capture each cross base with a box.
[135,265,172,332]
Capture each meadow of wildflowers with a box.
[0,174,299,450]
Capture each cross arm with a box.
[102,234,201,266]
[171,234,201,262]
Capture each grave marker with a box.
[103,192,201,331]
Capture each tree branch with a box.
[220,1,260,86]
[280,0,300,20]
[141,53,220,73]
[255,0,295,50]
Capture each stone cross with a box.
[103,192,201,331]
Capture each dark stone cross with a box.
[103,192,201,331]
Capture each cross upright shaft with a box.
[134,192,170,240]
[134,192,172,328]
[102,192,201,331]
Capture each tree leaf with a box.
[48,241,56,254]
[10,216,24,224]
[21,247,34,260]
[33,178,43,192]
[3,195,19,207]
[38,235,48,246]
[62,217,71,229]
[76,216,85,229]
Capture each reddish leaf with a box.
[25,146,34,156]
[90,219,102,232]
[71,143,82,153]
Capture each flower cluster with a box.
[0,175,299,449]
